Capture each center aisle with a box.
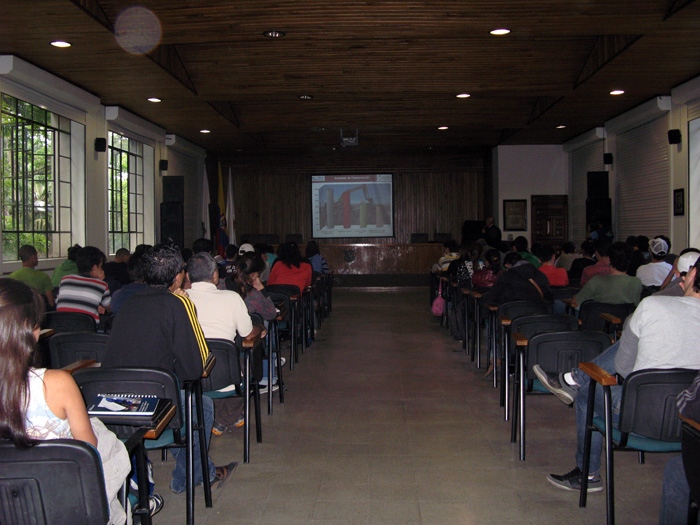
[153,287,664,524]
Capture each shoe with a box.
[233,416,245,428]
[211,462,237,490]
[547,466,603,492]
[280,357,287,367]
[259,382,280,395]
[533,364,577,405]
[212,422,227,436]
[148,493,164,517]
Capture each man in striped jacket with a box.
[56,246,111,322]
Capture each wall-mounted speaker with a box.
[668,129,682,144]
[603,153,613,165]
[94,138,107,152]
[159,159,169,171]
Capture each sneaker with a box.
[533,364,577,405]
[547,466,603,492]
[134,493,164,518]
[233,415,245,428]
[280,357,287,367]
[259,382,280,395]
[212,422,227,436]
[211,462,237,490]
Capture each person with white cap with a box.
[238,243,255,256]
[656,248,700,296]
[636,237,673,286]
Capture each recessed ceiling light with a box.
[556,125,566,129]
[438,126,449,131]
[456,93,471,99]
[147,97,162,103]
[490,29,510,36]
[263,30,285,38]
[610,90,625,95]
[200,129,211,134]
[51,41,71,48]
[299,94,313,100]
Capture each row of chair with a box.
[441,288,697,524]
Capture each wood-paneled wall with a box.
[210,150,491,246]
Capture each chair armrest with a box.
[681,414,700,433]
[488,304,498,312]
[471,292,482,299]
[512,332,528,346]
[578,362,618,386]
[201,354,217,378]
[242,332,263,348]
[39,328,55,340]
[562,298,576,307]
[499,315,511,326]
[62,359,99,374]
[599,312,622,325]
[462,289,471,296]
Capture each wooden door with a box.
[531,195,568,246]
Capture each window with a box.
[1,93,74,260]
[108,131,145,253]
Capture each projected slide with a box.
[311,174,393,238]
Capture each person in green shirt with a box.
[51,244,81,290]
[9,245,55,308]
[574,241,642,306]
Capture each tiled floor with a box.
[151,287,668,524]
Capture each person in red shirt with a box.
[535,244,569,287]
[267,241,312,294]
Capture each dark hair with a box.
[580,239,596,257]
[127,249,147,282]
[504,251,523,267]
[114,248,130,258]
[444,240,459,253]
[180,248,193,263]
[67,244,82,261]
[692,257,700,293]
[484,249,501,270]
[0,279,45,448]
[18,245,37,262]
[305,240,321,258]
[225,244,238,260]
[76,246,106,274]
[192,238,213,255]
[594,238,611,258]
[227,253,266,299]
[534,244,554,262]
[141,244,184,287]
[467,242,482,264]
[513,236,529,252]
[635,235,650,252]
[276,242,302,269]
[187,252,218,283]
[608,242,632,272]
[561,242,575,254]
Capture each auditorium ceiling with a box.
[1,0,700,156]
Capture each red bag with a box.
[472,269,498,288]
[431,282,445,316]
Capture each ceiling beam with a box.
[575,34,641,88]
[664,0,697,20]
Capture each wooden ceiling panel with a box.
[1,0,698,156]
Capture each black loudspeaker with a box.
[94,138,107,152]
[587,171,609,199]
[159,159,169,171]
[161,202,184,248]
[162,176,184,203]
[668,129,682,144]
[603,153,613,165]
[586,198,612,228]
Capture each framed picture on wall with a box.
[674,188,685,216]
[503,199,527,231]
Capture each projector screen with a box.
[311,174,393,239]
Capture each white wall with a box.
[493,145,569,244]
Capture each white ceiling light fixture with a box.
[438,126,449,130]
[299,94,313,100]
[51,41,71,48]
[147,97,162,103]
[610,89,625,95]
[263,30,286,38]
[456,93,471,98]
[490,28,510,36]
[556,125,566,129]
[200,129,211,134]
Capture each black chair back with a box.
[48,332,110,369]
[619,368,697,441]
[500,300,553,320]
[0,438,109,524]
[526,330,611,381]
[42,311,96,333]
[682,422,700,508]
[73,367,182,436]
[202,338,243,393]
[578,301,635,332]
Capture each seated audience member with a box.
[512,236,541,268]
[103,244,236,494]
[9,244,55,308]
[534,244,569,287]
[110,245,150,315]
[51,243,81,294]
[102,247,131,294]
[471,249,501,289]
[538,257,700,493]
[555,241,581,272]
[186,251,264,435]
[657,248,700,297]
[254,243,275,282]
[218,244,239,282]
[56,246,111,323]
[482,251,552,309]
[656,234,678,266]
[267,241,313,294]
[306,240,330,275]
[579,239,610,287]
[433,240,459,273]
[238,243,255,257]
[573,241,642,306]
[627,235,650,276]
[568,240,597,284]
[0,279,134,523]
[636,237,673,286]
[446,243,483,288]
[659,371,700,524]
